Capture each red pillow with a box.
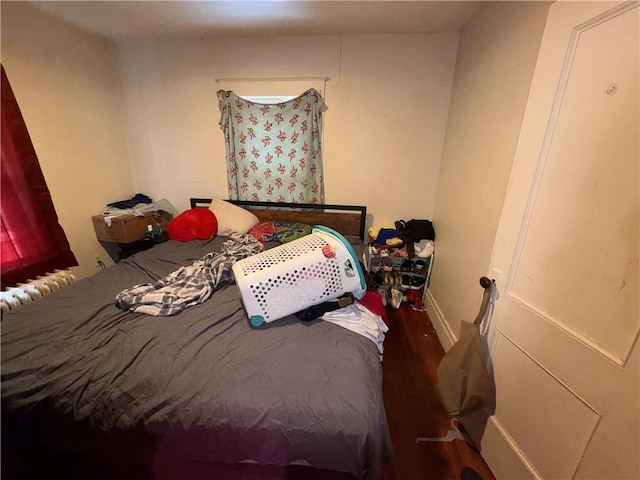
[167,208,218,242]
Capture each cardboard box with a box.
[92,211,172,244]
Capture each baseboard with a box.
[424,288,457,351]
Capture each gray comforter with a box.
[1,237,392,479]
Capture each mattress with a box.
[1,236,391,479]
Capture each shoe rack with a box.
[366,244,434,310]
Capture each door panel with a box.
[511,5,639,361]
[486,2,639,478]
[492,335,600,479]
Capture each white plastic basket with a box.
[232,226,366,326]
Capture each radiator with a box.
[1,270,76,312]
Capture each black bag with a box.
[395,219,436,243]
[295,294,354,322]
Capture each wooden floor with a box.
[381,304,496,480]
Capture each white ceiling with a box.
[28,1,484,40]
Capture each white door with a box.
[483,2,639,479]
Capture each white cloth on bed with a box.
[321,303,389,355]
[115,233,263,316]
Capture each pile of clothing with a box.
[394,219,436,258]
[102,193,177,218]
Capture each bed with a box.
[1,200,391,480]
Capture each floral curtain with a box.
[218,88,327,204]
[1,65,77,289]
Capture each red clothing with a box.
[356,290,388,324]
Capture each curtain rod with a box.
[215,76,330,83]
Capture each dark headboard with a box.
[190,199,367,240]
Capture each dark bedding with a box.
[1,237,391,479]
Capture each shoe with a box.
[390,287,402,309]
[413,259,427,274]
[410,276,426,290]
[400,259,412,272]
[378,287,388,307]
[401,274,413,289]
[385,286,393,305]
[382,257,394,272]
[369,257,382,272]
[413,295,423,310]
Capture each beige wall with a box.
[1,2,133,279]
[116,33,459,224]
[1,3,458,281]
[427,1,551,343]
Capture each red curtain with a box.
[1,65,77,289]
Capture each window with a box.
[217,86,328,204]
[1,65,77,289]
[242,95,296,104]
